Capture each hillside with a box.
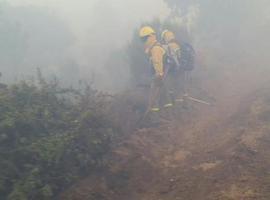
[60,70,270,200]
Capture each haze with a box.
[4,0,169,90]
[2,0,270,90]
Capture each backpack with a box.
[179,42,195,71]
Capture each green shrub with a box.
[0,76,119,199]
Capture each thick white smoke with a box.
[7,0,170,90]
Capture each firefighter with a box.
[139,26,173,112]
[161,29,186,103]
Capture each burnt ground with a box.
[60,71,270,200]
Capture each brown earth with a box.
[60,70,270,200]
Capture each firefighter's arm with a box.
[151,46,166,77]
[170,42,181,58]
[168,43,181,67]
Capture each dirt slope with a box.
[60,71,270,200]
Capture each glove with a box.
[155,72,164,79]
[153,73,164,87]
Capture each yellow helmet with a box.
[139,26,156,38]
[161,30,176,43]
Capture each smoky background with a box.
[1,0,270,92]
[1,0,169,90]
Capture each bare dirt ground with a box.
[61,70,270,200]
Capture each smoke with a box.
[168,1,270,90]
[3,0,270,92]
[5,0,169,90]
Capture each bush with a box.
[0,75,119,199]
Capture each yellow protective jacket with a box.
[168,41,181,67]
[162,31,181,62]
[145,39,166,76]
